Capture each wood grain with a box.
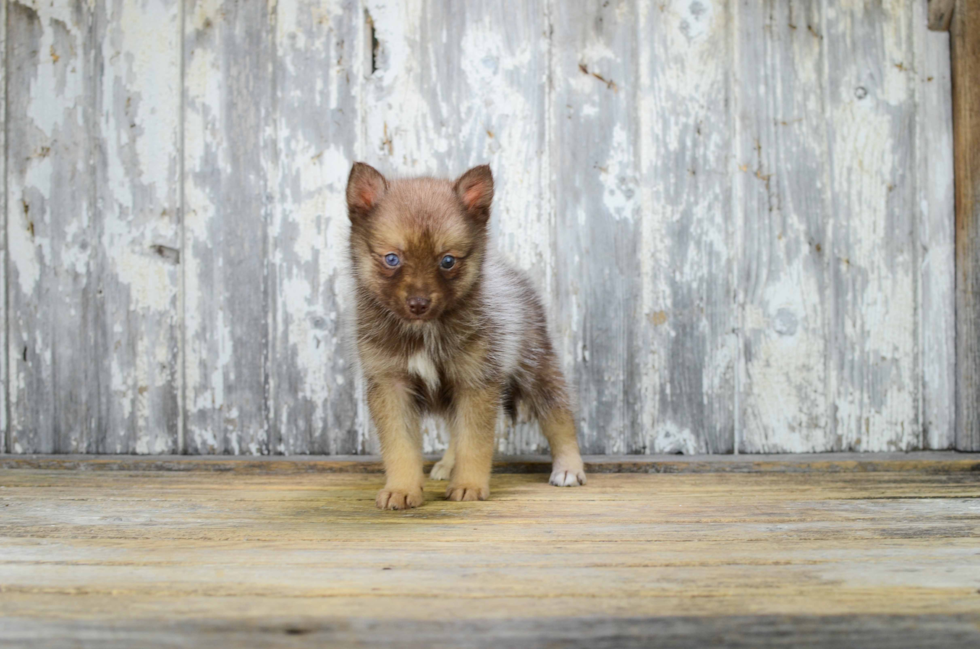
[1,465,978,647]
[182,0,276,454]
[952,0,980,451]
[0,0,6,454]
[7,2,100,453]
[824,1,919,451]
[4,1,181,455]
[551,0,642,454]
[96,0,182,453]
[637,0,736,453]
[913,0,956,449]
[734,0,831,452]
[0,0,960,456]
[3,614,980,649]
[271,0,361,454]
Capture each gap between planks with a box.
[0,452,977,475]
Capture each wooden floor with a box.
[1,455,980,648]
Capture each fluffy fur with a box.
[347,162,586,510]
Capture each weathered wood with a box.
[735,0,831,452]
[6,0,182,456]
[95,0,182,453]
[0,451,978,475]
[361,0,553,454]
[952,0,980,451]
[4,615,980,649]
[914,0,957,449]
[6,2,101,453]
[0,0,6,454]
[824,1,919,450]
[637,0,735,453]
[0,0,960,457]
[928,0,956,31]
[0,467,978,647]
[183,0,276,454]
[551,0,642,454]
[7,613,980,649]
[271,1,361,454]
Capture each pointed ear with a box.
[453,165,494,223]
[346,162,388,220]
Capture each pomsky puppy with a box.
[346,162,586,510]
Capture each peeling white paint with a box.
[3,0,955,456]
[600,124,639,222]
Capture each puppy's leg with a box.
[445,386,499,501]
[429,432,456,481]
[368,378,425,510]
[540,405,587,487]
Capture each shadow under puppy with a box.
[347,162,586,510]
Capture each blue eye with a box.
[384,253,400,267]
[440,255,456,270]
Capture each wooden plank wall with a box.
[951,0,980,451]
[2,0,957,455]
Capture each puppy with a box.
[346,162,586,510]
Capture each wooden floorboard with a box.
[1,460,979,647]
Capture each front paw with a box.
[445,482,489,502]
[549,457,587,487]
[376,486,424,510]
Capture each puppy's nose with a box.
[407,296,431,316]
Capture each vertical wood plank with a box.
[734,1,832,452]
[7,1,99,453]
[96,0,182,453]
[1,0,6,453]
[362,0,552,454]
[913,0,956,449]
[636,0,735,454]
[272,0,360,454]
[824,0,919,451]
[183,0,276,454]
[951,0,980,451]
[550,0,641,454]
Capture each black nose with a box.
[407,297,431,316]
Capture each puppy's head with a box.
[346,162,494,323]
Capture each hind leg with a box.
[540,406,587,487]
[430,432,456,480]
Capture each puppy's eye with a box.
[383,253,400,267]
[440,255,456,270]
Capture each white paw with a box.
[549,469,586,486]
[430,459,454,481]
[549,455,587,487]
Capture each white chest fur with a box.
[407,352,440,392]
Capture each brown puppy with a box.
[347,162,586,510]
